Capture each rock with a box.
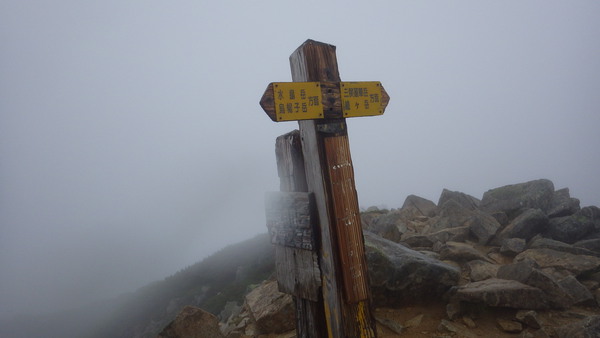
[580,206,600,231]
[426,225,471,244]
[529,236,600,257]
[467,260,499,282]
[480,179,555,217]
[515,248,600,276]
[557,275,595,306]
[497,260,573,309]
[439,241,491,263]
[574,238,600,254]
[438,319,478,338]
[438,189,480,211]
[465,210,501,245]
[245,280,294,334]
[401,234,434,249]
[364,231,460,307]
[158,306,225,338]
[369,211,406,242]
[516,310,541,329]
[374,315,404,334]
[547,188,580,217]
[546,215,594,244]
[446,301,462,320]
[497,319,523,333]
[430,200,475,232]
[450,278,550,309]
[495,209,548,243]
[463,316,477,329]
[402,195,438,217]
[404,314,424,328]
[555,315,600,338]
[500,238,527,256]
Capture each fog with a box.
[1,1,599,317]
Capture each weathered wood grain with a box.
[290,39,377,337]
[274,130,326,337]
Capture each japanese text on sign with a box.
[273,82,323,121]
[340,81,383,117]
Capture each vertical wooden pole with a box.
[274,131,326,337]
[290,40,377,337]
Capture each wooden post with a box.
[270,130,326,337]
[290,40,377,337]
[262,39,388,337]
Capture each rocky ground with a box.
[161,179,600,337]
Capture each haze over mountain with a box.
[1,1,599,320]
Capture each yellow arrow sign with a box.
[260,81,390,122]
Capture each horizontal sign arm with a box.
[260,81,390,122]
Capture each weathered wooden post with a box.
[262,40,390,337]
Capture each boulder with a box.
[439,241,491,263]
[497,261,573,308]
[580,206,600,231]
[245,280,294,334]
[368,211,407,241]
[480,179,555,217]
[500,238,526,256]
[437,189,480,211]
[429,200,475,232]
[529,236,600,257]
[574,238,600,254]
[425,225,471,244]
[401,195,438,217]
[547,188,580,218]
[555,315,600,338]
[449,278,550,309]
[467,260,499,282]
[364,231,460,307]
[557,275,595,306]
[515,248,600,276]
[546,215,594,244]
[464,210,501,245]
[158,306,225,338]
[515,310,541,329]
[497,319,523,333]
[495,209,548,243]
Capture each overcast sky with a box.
[1,1,599,317]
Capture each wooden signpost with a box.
[262,40,390,338]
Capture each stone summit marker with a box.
[261,39,390,338]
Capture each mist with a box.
[1,1,599,318]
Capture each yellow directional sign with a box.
[340,82,383,117]
[259,81,389,122]
[273,82,323,121]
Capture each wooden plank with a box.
[290,39,376,337]
[274,130,326,337]
[265,191,315,250]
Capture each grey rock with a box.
[574,238,600,254]
[516,248,600,276]
[496,209,548,243]
[438,319,478,338]
[497,319,523,333]
[426,225,471,245]
[555,315,600,338]
[401,194,438,217]
[401,234,434,248]
[450,278,550,309]
[500,238,527,255]
[439,241,491,263]
[516,310,541,329]
[467,259,499,282]
[557,275,595,306]
[430,200,475,232]
[245,280,294,334]
[547,188,580,218]
[529,236,600,257]
[497,260,573,309]
[465,210,501,245]
[480,179,555,217]
[364,231,460,307]
[438,189,480,211]
[546,215,594,244]
[580,206,600,231]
